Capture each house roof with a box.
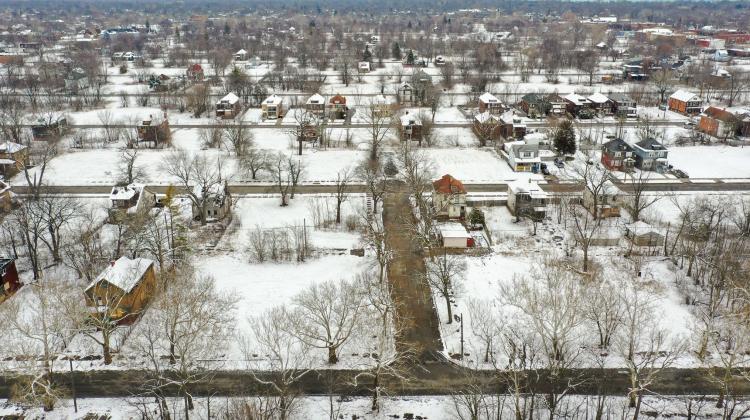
[703,106,737,122]
[608,93,634,103]
[306,93,324,104]
[235,48,247,55]
[219,92,239,104]
[438,222,471,239]
[187,63,203,72]
[263,94,281,105]
[588,92,610,104]
[474,111,500,124]
[625,221,664,236]
[479,92,500,104]
[110,184,143,201]
[0,141,26,154]
[433,174,467,194]
[400,113,421,126]
[670,89,699,102]
[635,138,666,151]
[564,93,590,106]
[86,256,154,294]
[329,94,346,105]
[508,180,548,198]
[602,138,633,153]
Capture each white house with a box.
[507,180,549,220]
[234,49,248,61]
[432,174,468,219]
[108,184,156,222]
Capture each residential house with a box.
[84,257,156,324]
[0,141,28,178]
[304,93,326,118]
[633,138,669,172]
[600,138,635,172]
[583,180,622,218]
[192,182,232,222]
[216,92,241,119]
[438,222,473,248]
[261,94,283,120]
[668,90,702,115]
[31,116,67,141]
[473,112,503,141]
[507,181,549,220]
[234,49,248,61]
[519,93,566,118]
[64,67,88,93]
[358,61,371,73]
[399,70,432,106]
[432,174,468,219]
[327,94,348,120]
[587,93,614,115]
[478,92,504,114]
[504,141,541,172]
[399,112,423,142]
[135,114,171,148]
[563,93,592,116]
[186,63,204,82]
[0,258,20,303]
[434,55,447,66]
[371,94,391,118]
[108,184,156,223]
[624,221,665,247]
[609,93,638,118]
[698,106,743,138]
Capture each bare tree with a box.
[199,124,223,149]
[98,110,122,143]
[333,168,352,224]
[425,252,466,324]
[356,159,387,214]
[239,147,270,180]
[223,121,254,156]
[623,171,660,222]
[118,148,147,185]
[362,102,393,162]
[291,279,365,364]
[160,150,227,225]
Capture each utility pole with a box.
[69,359,77,413]
[460,312,464,359]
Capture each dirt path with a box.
[382,183,444,361]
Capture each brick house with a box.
[698,106,747,138]
[609,93,638,118]
[186,63,204,82]
[327,94,348,120]
[0,141,28,178]
[668,90,702,115]
[399,112,422,141]
[478,92,504,114]
[304,93,326,118]
[601,138,635,172]
[0,258,20,304]
[216,92,241,119]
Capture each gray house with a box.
[633,138,668,172]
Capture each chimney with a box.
[110,260,116,267]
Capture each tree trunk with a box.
[445,294,453,324]
[103,339,112,365]
[336,201,342,224]
[371,374,379,411]
[328,345,338,364]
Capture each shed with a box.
[625,221,665,246]
[438,222,472,248]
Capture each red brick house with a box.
[698,106,749,138]
[0,258,20,303]
[478,92,504,114]
[601,138,635,172]
[186,63,204,82]
[327,94,348,120]
[668,90,702,115]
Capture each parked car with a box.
[554,158,565,168]
[658,103,667,111]
[684,120,695,127]
[672,169,689,178]
[541,163,550,175]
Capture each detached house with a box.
[609,93,637,118]
[478,92,504,114]
[192,182,231,222]
[698,106,747,138]
[600,138,635,172]
[327,94,348,120]
[587,93,614,115]
[668,90,702,115]
[633,138,668,172]
[0,258,20,304]
[564,93,592,116]
[583,180,622,219]
[520,93,566,118]
[504,141,541,172]
[135,115,171,148]
[216,92,241,119]
[432,174,468,219]
[358,61,371,73]
[64,68,88,93]
[507,181,549,220]
[261,94,283,120]
[0,141,28,178]
[399,112,422,142]
[84,257,157,324]
[31,116,68,141]
[186,63,204,82]
[234,49,248,61]
[108,184,156,223]
[304,93,326,118]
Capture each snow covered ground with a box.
[668,145,750,178]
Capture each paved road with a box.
[382,183,444,361]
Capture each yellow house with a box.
[84,257,156,325]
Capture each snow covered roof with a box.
[235,49,247,55]
[400,113,421,126]
[306,93,324,104]
[625,221,663,236]
[263,94,282,105]
[508,180,548,199]
[110,184,143,201]
[564,93,590,106]
[479,92,500,103]
[438,222,471,239]
[474,111,500,124]
[587,92,610,104]
[670,89,699,103]
[0,141,26,154]
[86,256,154,294]
[219,92,240,104]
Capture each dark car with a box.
[554,158,565,168]
[672,169,689,179]
[541,163,550,175]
